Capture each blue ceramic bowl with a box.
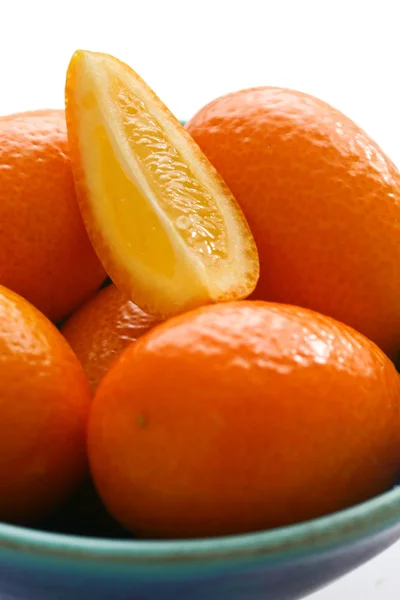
[1,484,400,600]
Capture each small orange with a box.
[186,88,400,357]
[65,51,259,318]
[88,301,400,539]
[0,110,106,322]
[62,284,159,392]
[0,285,91,524]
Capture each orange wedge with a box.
[65,51,259,318]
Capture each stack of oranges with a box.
[1,50,400,539]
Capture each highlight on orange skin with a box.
[186,87,400,358]
[88,300,400,539]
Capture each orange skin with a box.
[0,285,91,524]
[88,301,400,539]
[62,284,159,392]
[0,110,106,322]
[186,88,400,357]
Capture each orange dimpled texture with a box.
[0,110,106,322]
[0,285,91,524]
[62,284,159,392]
[88,301,400,539]
[186,88,400,357]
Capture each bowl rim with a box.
[0,485,399,565]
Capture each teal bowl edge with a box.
[0,484,400,566]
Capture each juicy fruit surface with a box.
[0,110,106,322]
[65,51,259,318]
[115,79,228,264]
[88,301,400,538]
[62,284,159,391]
[186,87,400,357]
[0,285,91,523]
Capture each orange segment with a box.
[65,51,259,317]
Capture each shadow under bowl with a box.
[0,484,400,600]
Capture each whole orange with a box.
[88,301,400,539]
[0,284,91,524]
[62,284,159,391]
[0,110,106,322]
[186,88,400,357]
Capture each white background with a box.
[2,0,400,597]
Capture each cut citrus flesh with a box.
[65,51,259,317]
